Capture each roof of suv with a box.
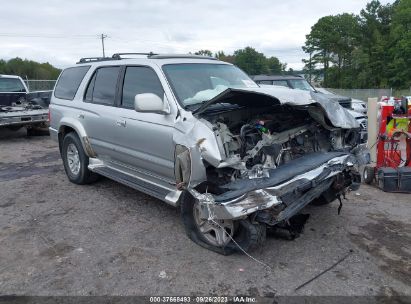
[252,75,303,81]
[74,53,228,68]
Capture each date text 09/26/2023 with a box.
[149,296,257,303]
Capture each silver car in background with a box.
[49,53,366,254]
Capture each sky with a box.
[0,0,392,70]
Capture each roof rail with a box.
[149,54,217,60]
[77,57,118,64]
[112,52,158,59]
[77,53,218,64]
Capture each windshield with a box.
[0,78,26,92]
[288,79,315,91]
[162,63,258,106]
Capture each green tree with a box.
[303,16,336,86]
[303,14,361,88]
[388,0,411,88]
[214,51,235,64]
[357,0,395,88]
[0,58,60,80]
[194,50,213,57]
[302,0,411,89]
[266,56,286,74]
[233,47,269,75]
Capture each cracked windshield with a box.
[162,63,258,106]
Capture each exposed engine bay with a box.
[198,103,361,187]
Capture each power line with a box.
[0,33,98,39]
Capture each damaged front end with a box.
[175,87,367,253]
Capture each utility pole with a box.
[100,34,107,57]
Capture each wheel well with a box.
[58,126,76,154]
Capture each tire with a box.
[180,191,266,255]
[26,127,49,136]
[363,166,375,184]
[231,219,266,253]
[7,125,22,131]
[61,132,98,185]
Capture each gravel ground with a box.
[0,128,410,297]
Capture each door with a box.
[80,66,122,161]
[109,65,176,185]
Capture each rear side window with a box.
[121,66,164,108]
[257,80,273,85]
[54,66,90,100]
[85,66,120,106]
[272,80,289,87]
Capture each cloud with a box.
[0,0,393,70]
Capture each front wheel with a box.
[62,132,98,184]
[180,192,266,255]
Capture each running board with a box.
[90,165,179,207]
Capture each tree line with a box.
[303,0,411,89]
[1,48,287,80]
[195,47,288,75]
[0,58,61,80]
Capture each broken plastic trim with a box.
[189,155,357,222]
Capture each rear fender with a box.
[58,117,96,157]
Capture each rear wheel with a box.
[62,132,98,184]
[363,166,375,184]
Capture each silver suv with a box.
[50,53,365,254]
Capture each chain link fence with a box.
[21,80,411,101]
[24,80,56,92]
[324,88,411,101]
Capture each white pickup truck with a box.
[0,74,50,134]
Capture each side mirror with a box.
[134,93,170,114]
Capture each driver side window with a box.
[121,66,165,108]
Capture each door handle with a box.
[116,119,126,127]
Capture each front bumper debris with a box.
[189,154,360,224]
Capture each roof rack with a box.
[112,52,158,59]
[77,53,218,64]
[149,54,217,60]
[77,57,118,64]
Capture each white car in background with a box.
[315,87,367,115]
[255,80,368,142]
[252,75,368,116]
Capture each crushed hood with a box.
[193,86,359,129]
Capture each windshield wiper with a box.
[184,103,204,112]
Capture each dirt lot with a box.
[0,129,410,297]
